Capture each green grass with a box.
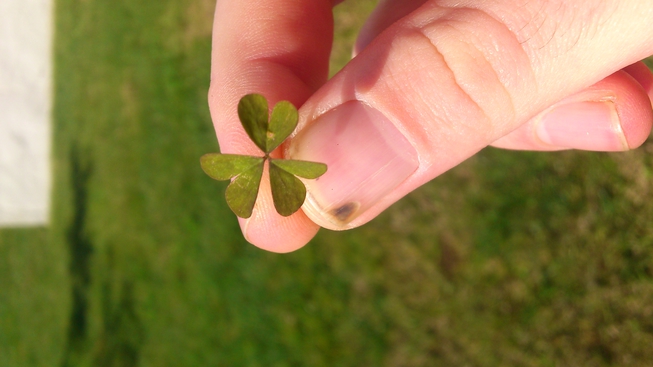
[2,0,653,366]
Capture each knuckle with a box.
[413,7,523,137]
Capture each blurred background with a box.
[2,0,653,366]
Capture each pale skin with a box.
[209,0,653,253]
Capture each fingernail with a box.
[288,101,419,229]
[536,101,629,151]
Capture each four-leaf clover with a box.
[200,94,327,218]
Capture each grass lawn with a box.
[2,1,653,366]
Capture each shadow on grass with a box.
[63,145,93,358]
[61,146,143,367]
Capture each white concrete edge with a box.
[0,0,53,227]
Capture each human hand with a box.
[208,0,653,252]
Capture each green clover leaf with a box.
[201,94,327,218]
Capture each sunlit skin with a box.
[210,0,653,252]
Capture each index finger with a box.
[208,0,335,252]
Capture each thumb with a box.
[287,0,653,230]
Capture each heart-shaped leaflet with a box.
[201,94,327,218]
